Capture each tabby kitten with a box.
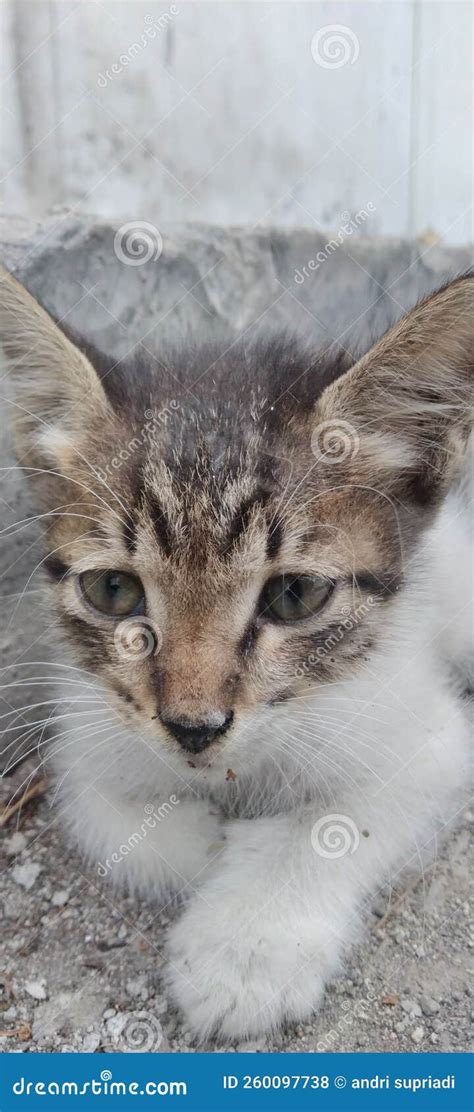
[0,267,472,1040]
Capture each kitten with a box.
[0,267,472,1041]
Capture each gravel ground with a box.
[1,761,472,1056]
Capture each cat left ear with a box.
[314,274,473,503]
[0,266,112,467]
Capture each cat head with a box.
[0,267,472,775]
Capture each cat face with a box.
[1,269,472,774]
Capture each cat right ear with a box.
[0,266,112,468]
[313,273,473,505]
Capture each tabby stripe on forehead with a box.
[266,516,284,560]
[222,489,272,557]
[122,519,137,554]
[147,493,175,558]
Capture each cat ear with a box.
[314,274,473,503]
[0,266,112,467]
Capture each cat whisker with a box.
[3,713,113,777]
[49,725,128,805]
[0,464,131,530]
[4,527,100,635]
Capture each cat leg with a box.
[167,809,362,1039]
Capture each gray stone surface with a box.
[0,211,471,771]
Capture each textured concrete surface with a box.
[0,214,472,1053]
[3,2,472,244]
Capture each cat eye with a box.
[79,570,145,617]
[260,574,333,623]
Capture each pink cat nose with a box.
[160,712,234,753]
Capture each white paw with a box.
[166,898,326,1041]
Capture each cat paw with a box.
[166,899,325,1040]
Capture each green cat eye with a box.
[260,574,333,623]
[79,570,145,617]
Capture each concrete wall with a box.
[1,1,472,242]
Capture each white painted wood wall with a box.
[1,0,472,243]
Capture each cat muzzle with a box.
[160,712,234,754]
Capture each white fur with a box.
[50,492,472,1040]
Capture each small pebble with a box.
[4,832,27,855]
[24,979,48,1001]
[420,995,440,1016]
[106,1014,126,1038]
[51,890,70,907]
[11,862,42,890]
[125,976,148,1000]
[82,1031,101,1052]
[401,997,422,1017]
[411,1025,425,1044]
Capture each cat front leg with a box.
[166,809,368,1040]
[166,786,442,1041]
